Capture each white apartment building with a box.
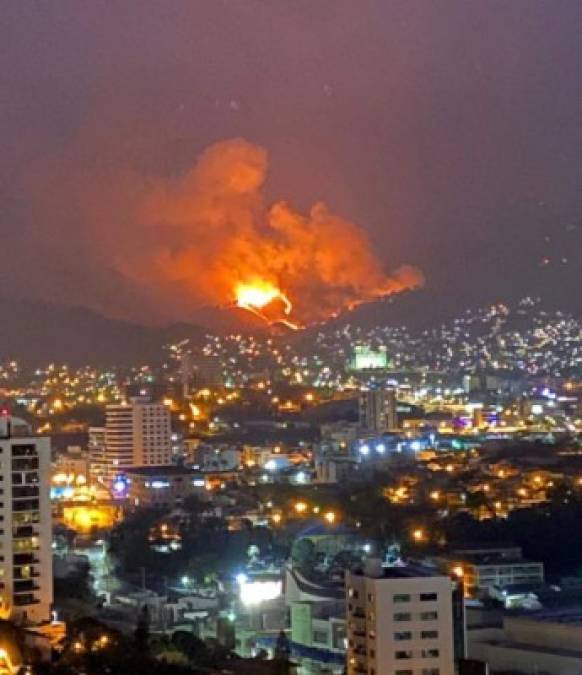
[346,562,454,675]
[359,389,398,433]
[0,416,52,625]
[98,398,172,482]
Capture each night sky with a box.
[1,1,581,325]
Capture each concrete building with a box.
[438,545,544,599]
[285,566,346,674]
[315,456,358,483]
[359,389,398,433]
[100,397,172,482]
[0,415,52,625]
[346,561,455,675]
[53,446,89,481]
[88,426,106,483]
[125,465,207,508]
[469,609,582,675]
[291,601,346,674]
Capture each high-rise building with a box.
[0,415,52,625]
[88,426,106,484]
[359,389,398,432]
[101,398,172,482]
[346,561,455,675]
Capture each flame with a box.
[45,137,424,325]
[235,281,288,312]
[234,280,298,329]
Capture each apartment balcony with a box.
[13,553,40,566]
[12,525,38,539]
[13,595,40,607]
[14,580,40,593]
[12,486,40,499]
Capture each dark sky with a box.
[1,1,581,325]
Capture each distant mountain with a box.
[0,297,206,367]
[2,288,578,368]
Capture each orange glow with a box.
[234,280,299,329]
[114,139,425,327]
[61,505,119,533]
[235,281,289,311]
[412,528,425,542]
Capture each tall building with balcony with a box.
[346,561,454,675]
[0,415,52,625]
[359,389,398,432]
[101,398,172,482]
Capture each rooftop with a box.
[125,465,202,477]
[351,561,446,580]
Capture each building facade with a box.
[0,417,52,625]
[359,389,398,433]
[439,545,544,599]
[346,562,455,675]
[99,398,172,482]
[125,466,206,508]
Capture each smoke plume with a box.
[120,138,423,326]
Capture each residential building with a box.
[125,465,207,508]
[101,397,172,482]
[53,446,89,482]
[346,560,455,675]
[359,389,398,433]
[0,415,52,625]
[469,609,582,674]
[438,544,544,599]
[290,600,346,674]
[88,426,106,483]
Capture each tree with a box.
[291,538,316,570]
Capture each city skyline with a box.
[1,4,582,675]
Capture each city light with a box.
[412,528,425,542]
[238,579,283,606]
[452,565,464,578]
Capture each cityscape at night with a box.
[1,3,582,675]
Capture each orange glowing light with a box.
[234,280,299,329]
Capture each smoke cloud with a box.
[122,138,423,325]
